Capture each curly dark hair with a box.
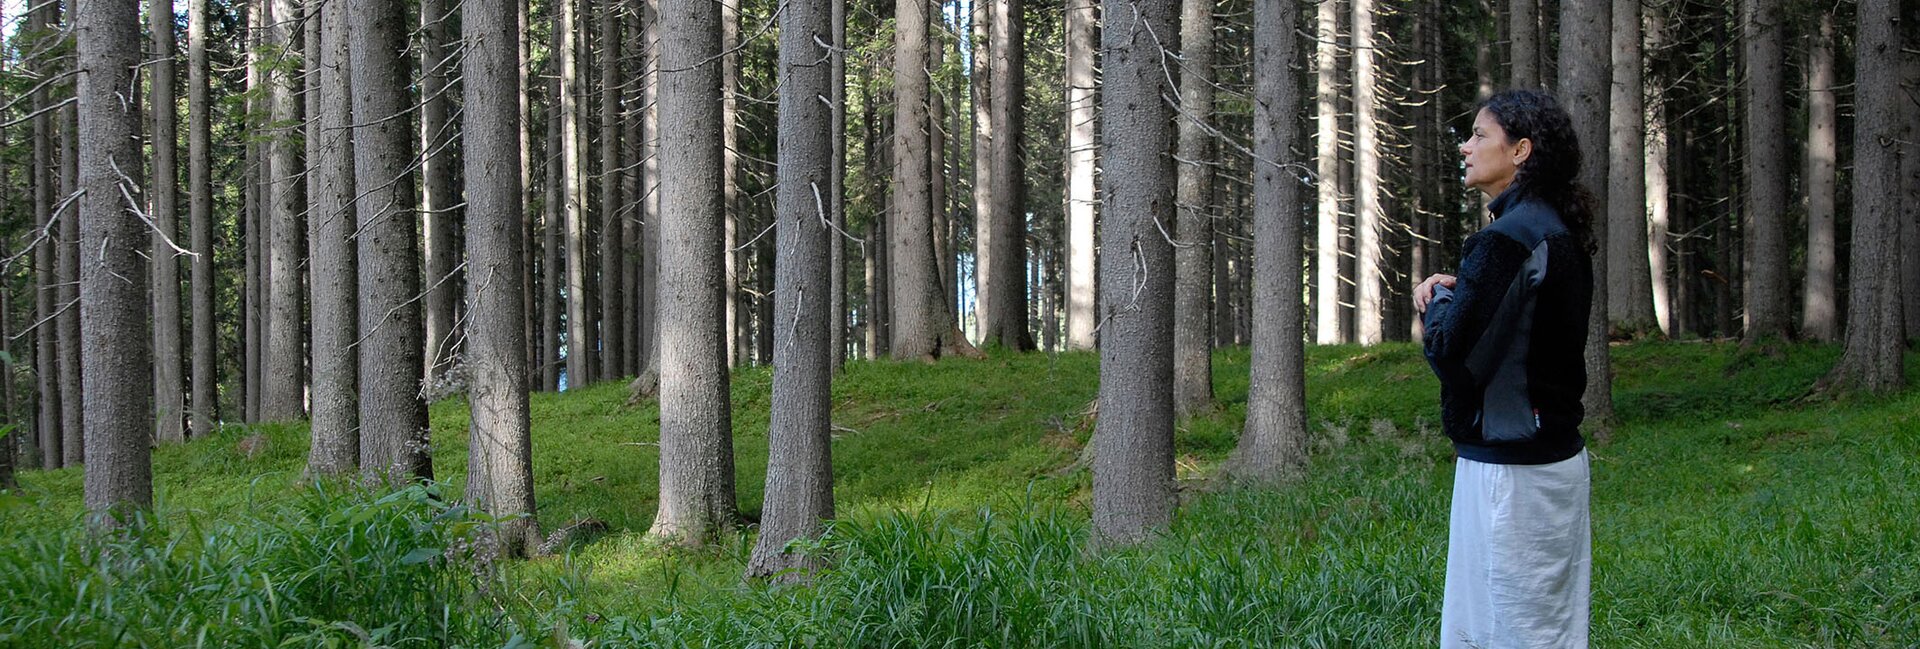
[1480,89,1597,252]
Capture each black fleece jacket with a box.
[1422,187,1592,465]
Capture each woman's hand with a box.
[1413,273,1457,314]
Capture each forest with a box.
[0,0,1916,644]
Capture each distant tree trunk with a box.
[599,0,626,380]
[931,25,951,315]
[1562,0,1613,436]
[980,0,1030,350]
[1823,0,1905,393]
[241,0,260,424]
[353,0,432,481]
[970,0,995,347]
[1064,0,1097,351]
[624,5,644,377]
[29,0,61,467]
[1313,0,1343,344]
[560,0,594,388]
[307,0,359,478]
[830,0,848,369]
[1232,0,1308,483]
[631,0,665,396]
[1800,11,1837,342]
[463,0,540,556]
[78,0,153,519]
[1172,0,1214,417]
[264,0,306,422]
[648,0,739,544]
[422,0,461,387]
[747,0,835,579]
[1607,0,1654,336]
[1740,0,1790,342]
[722,0,741,367]
[521,0,538,388]
[60,96,83,465]
[1351,0,1384,345]
[188,0,217,437]
[891,0,959,360]
[150,0,185,445]
[542,80,564,391]
[1511,0,1539,88]
[1092,0,1176,549]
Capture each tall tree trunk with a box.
[1800,11,1837,342]
[1899,6,1920,346]
[422,0,461,387]
[1064,0,1097,351]
[1561,0,1613,435]
[60,91,83,464]
[624,4,645,377]
[722,0,741,367]
[150,0,185,444]
[1313,0,1343,344]
[1510,0,1539,88]
[648,0,739,543]
[561,0,594,388]
[970,0,994,346]
[78,0,152,520]
[307,0,359,477]
[1822,0,1905,392]
[264,0,307,422]
[1232,0,1308,482]
[1351,0,1384,344]
[1172,0,1213,417]
[30,0,62,467]
[188,0,217,437]
[1607,0,1654,335]
[632,0,665,395]
[463,0,540,556]
[891,0,948,360]
[599,0,626,380]
[521,0,538,388]
[1740,0,1790,342]
[747,0,835,579]
[243,0,261,422]
[542,80,564,391]
[932,23,952,316]
[1092,0,1176,549]
[830,0,848,369]
[982,0,1029,350]
[353,0,432,481]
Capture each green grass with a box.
[2,341,1916,647]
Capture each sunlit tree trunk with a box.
[1313,0,1343,344]
[1064,0,1097,351]
[1800,11,1837,342]
[1351,0,1384,344]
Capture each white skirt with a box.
[1439,450,1591,649]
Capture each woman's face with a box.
[1460,108,1526,197]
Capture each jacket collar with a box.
[1487,185,1525,219]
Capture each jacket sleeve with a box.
[1423,231,1530,374]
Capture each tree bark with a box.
[150,0,185,444]
[29,0,62,467]
[1351,0,1384,345]
[648,0,739,544]
[980,0,1029,350]
[1740,0,1790,343]
[1064,0,1097,351]
[970,0,994,346]
[521,0,538,388]
[264,0,307,422]
[1232,0,1309,483]
[1092,0,1176,549]
[60,90,83,465]
[1607,0,1654,335]
[1898,5,1920,346]
[890,0,964,360]
[560,0,594,388]
[243,0,260,422]
[830,0,848,369]
[1561,0,1614,435]
[422,0,462,388]
[1313,0,1343,344]
[1823,0,1905,392]
[722,0,741,368]
[1800,11,1837,342]
[747,0,835,579]
[463,0,541,556]
[542,78,565,391]
[188,0,217,437]
[599,0,626,380]
[307,0,359,477]
[1172,0,1214,417]
[631,0,665,395]
[353,0,432,481]
[1510,0,1538,88]
[78,0,153,520]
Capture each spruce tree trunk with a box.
[1232,0,1308,483]
[970,0,995,346]
[1801,11,1838,342]
[150,0,185,444]
[307,0,359,477]
[890,0,948,360]
[722,0,741,367]
[422,0,461,387]
[1899,9,1920,345]
[1740,0,1790,342]
[29,0,61,467]
[624,5,645,377]
[632,0,665,394]
[981,0,1029,350]
[1511,0,1538,88]
[931,25,951,315]
[1313,0,1343,344]
[648,0,738,543]
[1064,0,1097,351]
[1351,0,1385,345]
[830,0,848,369]
[599,0,626,380]
[1607,0,1654,335]
[1561,0,1614,435]
[463,0,540,556]
[1823,0,1905,392]
[521,0,539,387]
[78,0,152,519]
[1092,0,1176,549]
[60,97,83,465]
[188,0,217,437]
[243,1,260,423]
[352,0,432,481]
[560,0,593,388]
[542,81,564,391]
[264,0,306,422]
[748,0,835,579]
[1172,0,1214,417]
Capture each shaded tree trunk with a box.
[353,0,432,481]
[1561,0,1614,435]
[1231,0,1308,483]
[1740,0,1790,342]
[1801,11,1837,342]
[599,0,626,380]
[1822,0,1905,393]
[561,0,594,388]
[648,0,738,543]
[1607,0,1654,335]
[29,0,62,467]
[981,0,1030,350]
[78,0,152,519]
[307,0,359,477]
[830,0,848,369]
[1173,0,1214,417]
[264,0,307,422]
[1064,0,1097,351]
[151,0,185,444]
[189,0,217,437]
[1511,0,1539,88]
[522,0,539,388]
[1092,0,1176,549]
[542,79,565,391]
[422,0,462,387]
[60,92,83,465]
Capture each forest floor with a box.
[3,340,1917,647]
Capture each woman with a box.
[1413,89,1594,648]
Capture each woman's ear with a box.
[1512,138,1533,167]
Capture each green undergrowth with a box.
[1,341,1916,647]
